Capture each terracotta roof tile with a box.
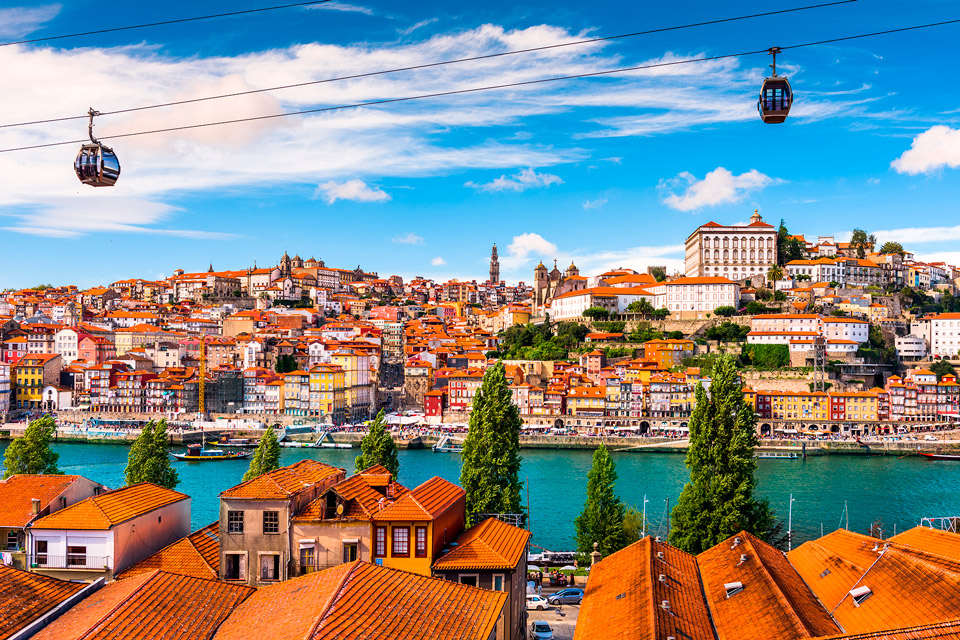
[0,474,84,528]
[293,468,409,522]
[0,564,86,640]
[220,459,345,500]
[213,561,505,640]
[116,523,219,581]
[33,570,253,640]
[372,476,465,522]
[813,619,960,639]
[698,531,840,639]
[888,527,960,561]
[575,537,713,640]
[31,483,189,530]
[433,517,530,571]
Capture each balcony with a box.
[29,554,111,570]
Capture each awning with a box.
[782,429,799,434]
[298,539,317,548]
[342,538,360,544]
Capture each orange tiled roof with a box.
[220,459,345,500]
[433,517,529,571]
[373,476,464,522]
[0,564,86,639]
[791,528,960,634]
[212,561,505,640]
[294,467,409,522]
[32,570,253,640]
[889,526,960,560]
[812,619,960,639]
[31,483,189,530]
[0,474,84,528]
[574,536,713,640]
[116,523,220,581]
[699,531,840,639]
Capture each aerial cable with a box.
[0,1,335,48]
[3,16,960,154]
[0,0,858,129]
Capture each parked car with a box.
[547,587,584,605]
[925,435,938,441]
[526,594,550,611]
[530,621,554,640]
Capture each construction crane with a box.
[198,336,207,416]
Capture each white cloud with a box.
[660,167,780,212]
[0,4,60,38]
[392,231,424,245]
[466,168,563,192]
[400,18,438,36]
[0,197,237,239]
[431,256,446,266]
[498,232,559,270]
[583,198,607,210]
[307,2,373,15]
[872,224,960,245]
[315,179,390,204]
[891,126,960,175]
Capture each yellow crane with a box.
[198,336,207,416]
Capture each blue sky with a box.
[1,0,960,289]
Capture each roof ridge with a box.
[307,561,363,638]
[75,570,162,640]
[742,533,824,637]
[645,538,659,638]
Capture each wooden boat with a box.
[171,444,252,461]
[920,452,960,461]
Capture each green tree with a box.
[274,355,297,374]
[714,305,736,317]
[774,290,786,302]
[622,505,648,544]
[650,267,667,282]
[574,444,627,557]
[767,265,785,283]
[124,420,179,489]
[931,359,957,381]
[3,416,61,479]
[880,241,904,256]
[243,426,281,482]
[652,308,671,320]
[354,410,400,478]
[850,228,877,258]
[627,299,655,315]
[669,356,773,553]
[582,306,610,321]
[460,362,523,518]
[741,344,790,369]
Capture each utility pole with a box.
[788,494,796,551]
[665,497,671,538]
[642,494,649,538]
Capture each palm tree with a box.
[767,265,785,286]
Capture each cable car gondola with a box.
[758,47,792,124]
[74,108,120,187]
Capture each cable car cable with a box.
[0,0,335,48]
[0,0,858,129]
[4,15,960,154]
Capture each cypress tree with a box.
[355,410,400,478]
[460,362,523,518]
[574,444,626,557]
[3,416,61,478]
[243,426,281,482]
[125,420,179,488]
[669,355,773,553]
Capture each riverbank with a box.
[4,422,960,456]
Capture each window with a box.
[263,511,279,534]
[260,553,281,581]
[415,526,428,557]
[374,526,387,557]
[227,511,244,534]
[5,531,18,550]
[34,540,47,564]
[343,542,358,563]
[392,526,410,557]
[66,545,86,567]
[300,546,315,571]
[459,574,478,587]
[224,553,246,580]
[493,574,505,591]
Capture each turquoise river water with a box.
[5,442,960,551]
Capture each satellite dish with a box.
[336,503,344,516]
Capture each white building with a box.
[54,328,86,365]
[820,317,870,343]
[785,258,845,284]
[28,483,190,580]
[0,363,10,416]
[924,313,960,357]
[748,314,869,345]
[684,210,778,279]
[648,277,740,320]
[896,334,927,360]
[549,287,656,320]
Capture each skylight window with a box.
[850,585,872,606]
[724,581,744,598]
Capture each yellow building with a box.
[309,364,346,423]
[14,353,61,410]
[759,391,830,420]
[567,386,605,416]
[330,348,373,422]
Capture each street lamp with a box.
[642,495,650,538]
[788,494,796,552]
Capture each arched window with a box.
[750,249,755,261]
[741,236,748,247]
[732,237,738,248]
[766,237,773,248]
[703,250,710,262]
[723,237,729,248]
[733,249,738,261]
[714,249,719,260]
[767,249,773,261]
[714,237,721,248]
[723,249,729,260]
[750,237,756,249]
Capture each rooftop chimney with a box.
[31,498,41,515]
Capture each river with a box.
[4,442,959,551]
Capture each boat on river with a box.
[432,435,464,453]
[920,451,960,461]
[756,452,799,460]
[171,444,252,461]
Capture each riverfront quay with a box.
[5,441,959,552]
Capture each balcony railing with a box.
[29,554,111,570]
